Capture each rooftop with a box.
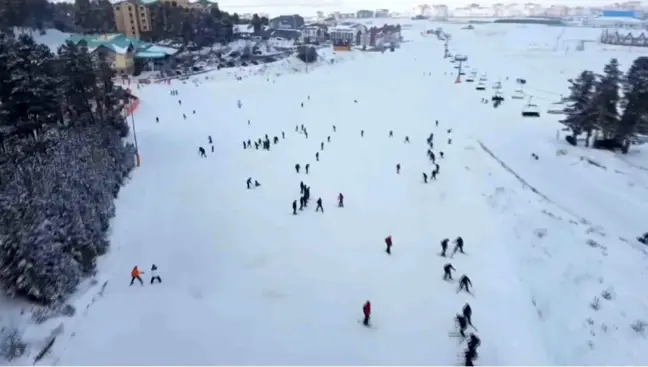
[67,33,179,58]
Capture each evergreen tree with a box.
[590,58,622,144]
[0,31,135,305]
[251,13,262,33]
[618,56,648,152]
[74,0,92,33]
[561,70,596,142]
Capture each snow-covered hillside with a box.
[12,22,648,365]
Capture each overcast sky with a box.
[51,0,630,15]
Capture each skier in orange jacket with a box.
[130,266,144,286]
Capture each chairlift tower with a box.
[455,60,463,83]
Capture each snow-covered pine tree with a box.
[590,58,622,144]
[561,70,596,142]
[618,56,648,153]
[0,33,135,304]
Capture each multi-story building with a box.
[113,0,190,39]
[375,9,389,17]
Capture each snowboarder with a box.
[254,180,261,187]
[362,301,371,326]
[292,200,298,215]
[467,333,480,351]
[458,275,472,294]
[246,177,252,189]
[443,263,455,280]
[315,198,324,213]
[295,163,300,173]
[423,172,428,183]
[316,152,319,161]
[198,147,206,157]
[385,235,393,255]
[462,303,473,327]
[150,264,162,284]
[440,238,449,256]
[396,163,401,174]
[304,186,310,202]
[464,346,477,366]
[452,236,465,256]
[338,193,344,207]
[455,314,468,338]
[305,164,310,174]
[130,266,144,286]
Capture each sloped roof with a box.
[67,33,139,54]
[67,33,178,57]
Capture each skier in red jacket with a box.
[338,193,344,207]
[385,235,392,255]
[362,301,371,326]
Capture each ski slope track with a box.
[22,22,648,366]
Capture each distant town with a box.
[410,1,648,18]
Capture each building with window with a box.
[113,0,191,39]
[67,33,179,75]
[329,23,368,50]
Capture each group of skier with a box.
[129,265,162,286]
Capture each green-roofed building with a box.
[67,33,179,75]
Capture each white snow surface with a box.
[14,22,648,365]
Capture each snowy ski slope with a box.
[28,22,648,365]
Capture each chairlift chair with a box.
[547,100,566,115]
[492,91,504,101]
[492,82,502,90]
[512,89,524,99]
[522,104,541,117]
[466,76,474,82]
[476,83,486,91]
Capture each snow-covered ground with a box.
[8,21,648,365]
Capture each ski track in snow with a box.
[16,22,648,365]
